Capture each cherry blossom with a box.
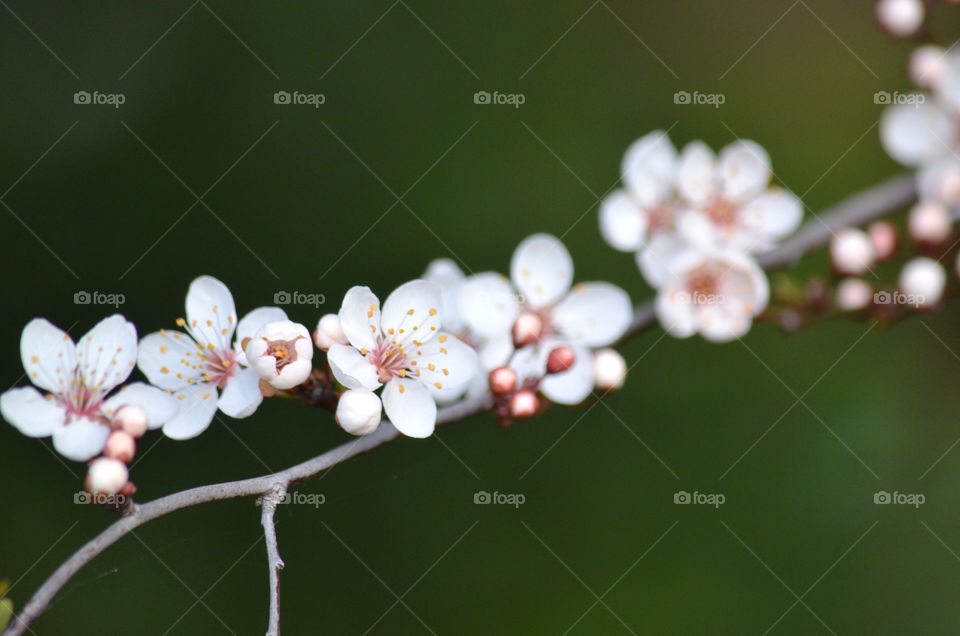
[245,320,314,390]
[137,276,287,440]
[0,315,177,461]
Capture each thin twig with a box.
[2,172,915,636]
[260,484,287,636]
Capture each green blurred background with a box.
[3,1,960,633]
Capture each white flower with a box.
[0,315,178,461]
[423,258,467,333]
[656,246,769,343]
[835,278,874,312]
[313,314,348,351]
[899,257,946,307]
[458,234,632,404]
[918,157,960,207]
[245,320,313,390]
[880,100,952,167]
[910,45,947,90]
[137,275,287,440]
[599,130,685,287]
[593,348,627,391]
[908,200,952,243]
[830,228,876,275]
[326,280,479,438]
[875,0,924,37]
[675,140,802,254]
[335,389,382,436]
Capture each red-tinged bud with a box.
[113,404,148,438]
[512,312,544,347]
[103,431,136,463]
[509,390,539,419]
[488,366,517,395]
[868,221,898,261]
[546,346,575,374]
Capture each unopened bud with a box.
[876,0,924,37]
[830,228,876,275]
[314,314,348,350]
[335,389,382,436]
[488,366,517,395]
[908,200,951,244]
[86,457,128,495]
[509,389,539,419]
[835,278,873,312]
[593,349,627,391]
[868,220,898,261]
[512,312,544,347]
[103,430,136,463]
[113,404,148,438]
[910,45,947,89]
[899,257,946,307]
[546,346,576,374]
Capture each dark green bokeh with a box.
[3,1,960,633]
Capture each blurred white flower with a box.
[0,315,177,461]
[900,257,946,306]
[835,278,874,312]
[908,200,952,243]
[656,246,769,342]
[245,320,314,390]
[875,0,924,37]
[910,45,947,90]
[830,228,876,275]
[327,280,478,438]
[137,275,287,440]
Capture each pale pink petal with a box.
[382,377,436,438]
[20,318,76,395]
[1,387,65,437]
[511,234,573,309]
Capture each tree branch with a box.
[260,484,287,636]
[2,172,915,636]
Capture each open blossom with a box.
[675,140,802,254]
[599,130,685,286]
[457,234,632,404]
[0,315,178,461]
[326,280,478,438]
[656,246,769,343]
[137,276,287,440]
[245,320,314,390]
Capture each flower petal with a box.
[408,332,479,401]
[540,345,595,405]
[185,275,237,351]
[234,306,288,366]
[0,387,65,437]
[737,188,803,249]
[552,283,633,347]
[382,377,436,438]
[381,280,443,345]
[511,234,573,309]
[457,272,520,339]
[478,333,514,371]
[137,330,200,391]
[880,102,951,167]
[102,382,180,429]
[327,344,381,390]
[218,367,264,418]
[76,315,138,396]
[52,417,109,462]
[423,258,466,333]
[338,286,381,352]
[718,140,771,204]
[621,130,677,203]
[676,141,718,208]
[20,318,76,395]
[163,382,220,440]
[599,190,647,252]
[637,232,687,289]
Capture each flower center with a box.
[647,204,675,235]
[369,341,410,383]
[201,348,238,389]
[260,337,304,372]
[685,265,721,305]
[706,198,737,228]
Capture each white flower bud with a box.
[899,257,946,307]
[876,0,924,37]
[113,404,148,438]
[246,320,314,390]
[835,278,873,312]
[910,45,946,89]
[103,431,136,463]
[336,389,382,436]
[593,349,627,391]
[313,314,348,350]
[908,200,951,243]
[87,457,128,495]
[509,389,539,419]
[830,228,876,275]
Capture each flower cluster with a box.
[599,131,802,341]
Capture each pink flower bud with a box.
[835,278,873,312]
[546,346,576,374]
[488,366,517,395]
[509,390,539,419]
[876,0,924,37]
[113,404,148,438]
[512,312,544,347]
[103,431,136,463]
[868,220,898,261]
[908,201,951,244]
[830,228,875,275]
